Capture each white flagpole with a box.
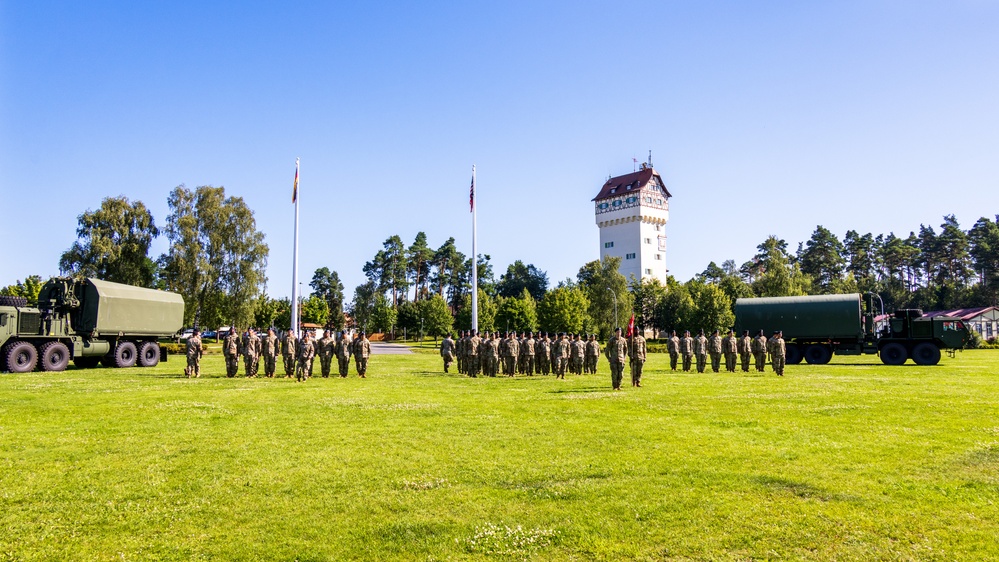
[471,164,478,333]
[291,157,300,337]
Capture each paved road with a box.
[369,342,414,355]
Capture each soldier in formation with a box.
[708,329,723,373]
[679,330,694,372]
[336,331,352,377]
[185,328,203,378]
[468,331,481,377]
[554,333,570,378]
[722,329,738,373]
[605,327,628,390]
[282,329,297,378]
[522,332,536,375]
[318,329,335,377]
[353,331,371,377]
[694,329,708,373]
[752,330,768,372]
[737,330,752,373]
[502,332,519,377]
[483,332,499,377]
[456,331,467,375]
[295,331,315,382]
[263,327,279,377]
[667,330,680,371]
[223,326,240,377]
[440,333,455,373]
[585,333,601,374]
[629,330,646,387]
[536,333,551,375]
[570,333,584,375]
[243,328,261,377]
[771,330,786,376]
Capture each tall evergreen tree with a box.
[799,226,846,293]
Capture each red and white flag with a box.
[292,159,299,203]
[469,170,475,212]
[626,314,635,338]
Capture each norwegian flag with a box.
[626,314,635,338]
[469,171,475,212]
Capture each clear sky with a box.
[2,1,998,299]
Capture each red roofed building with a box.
[594,163,672,282]
[923,306,999,339]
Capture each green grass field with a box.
[2,349,998,561]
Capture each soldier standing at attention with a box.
[737,330,753,373]
[555,333,570,378]
[694,329,708,373]
[679,330,694,372]
[503,332,519,377]
[282,329,297,378]
[295,331,315,382]
[536,333,550,375]
[336,331,352,377]
[223,326,240,378]
[468,331,482,377]
[585,333,601,374]
[484,332,498,377]
[772,330,786,376]
[629,330,647,387]
[353,331,371,377]
[243,328,261,378]
[708,329,723,373]
[523,332,536,376]
[263,327,280,378]
[666,330,680,371]
[440,333,455,373]
[185,328,203,378]
[605,327,628,390]
[318,329,335,377]
[571,334,585,375]
[752,330,768,372]
[722,329,738,373]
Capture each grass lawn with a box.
[1,349,997,560]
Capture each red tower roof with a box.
[592,167,671,202]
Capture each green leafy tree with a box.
[969,216,999,304]
[537,285,590,334]
[422,294,454,339]
[844,230,878,293]
[495,289,538,332]
[577,256,633,338]
[0,275,44,306]
[497,260,548,301]
[799,226,847,293]
[252,295,284,329]
[159,185,269,329]
[430,237,468,310]
[686,279,735,333]
[350,281,378,332]
[272,297,292,330]
[629,277,668,333]
[454,288,497,332]
[370,293,397,334]
[407,232,434,301]
[59,196,159,287]
[300,294,330,326]
[474,254,497,297]
[363,235,410,306]
[752,236,811,297]
[657,277,696,333]
[310,267,345,330]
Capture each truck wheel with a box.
[114,341,138,368]
[74,357,101,369]
[912,342,941,366]
[785,344,803,364]
[39,341,71,372]
[0,296,28,307]
[804,345,832,365]
[138,342,160,367]
[880,343,908,365]
[4,341,38,373]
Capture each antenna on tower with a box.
[648,150,653,168]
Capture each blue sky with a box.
[2,1,998,298]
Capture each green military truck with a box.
[0,277,185,373]
[733,293,970,366]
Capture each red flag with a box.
[292,160,299,203]
[626,314,635,337]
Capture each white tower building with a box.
[593,163,672,282]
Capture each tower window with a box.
[612,200,622,207]
[644,238,651,244]
[655,254,662,260]
[645,269,652,275]
[626,253,636,259]
[626,196,637,204]
[598,202,609,210]
[610,188,617,194]
[655,225,661,231]
[646,197,652,203]
[604,241,614,248]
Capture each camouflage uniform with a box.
[722,331,738,372]
[555,334,570,379]
[585,334,601,374]
[771,332,786,376]
[752,332,768,372]
[629,334,647,387]
[708,331,723,373]
[243,330,261,377]
[694,331,708,373]
[295,334,315,382]
[737,331,753,373]
[570,335,585,375]
[484,334,499,377]
[468,332,481,377]
[336,332,352,377]
[440,335,456,373]
[679,332,694,371]
[317,331,335,377]
[666,331,680,371]
[185,333,203,378]
[262,329,279,377]
[536,334,551,375]
[502,334,519,377]
[522,334,536,376]
[605,330,628,390]
[282,331,297,378]
[223,330,240,377]
[353,334,371,377]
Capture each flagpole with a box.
[291,157,300,337]
[471,164,478,333]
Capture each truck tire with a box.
[114,341,138,368]
[0,296,28,307]
[880,342,908,365]
[4,341,38,373]
[39,341,71,372]
[74,357,101,369]
[912,342,941,366]
[785,344,803,365]
[138,342,160,367]
[804,344,832,365]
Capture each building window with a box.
[626,253,636,259]
[644,269,652,275]
[604,241,614,248]
[610,188,617,194]
[598,202,609,210]
[657,199,663,205]
[612,200,622,207]
[644,238,651,244]
[655,225,661,231]
[655,254,662,260]
[646,197,652,203]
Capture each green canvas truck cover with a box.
[78,279,184,336]
[734,293,863,340]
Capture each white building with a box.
[593,164,672,282]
